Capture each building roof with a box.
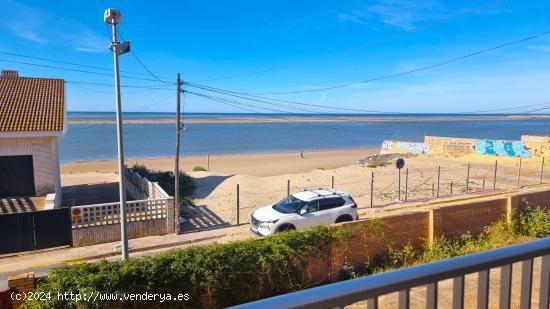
[0,70,65,132]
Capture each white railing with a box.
[71,198,169,228]
[124,166,171,200]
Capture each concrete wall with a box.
[380,140,429,155]
[424,136,477,157]
[0,136,60,197]
[521,135,550,159]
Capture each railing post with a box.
[404,168,408,202]
[466,163,470,193]
[517,158,522,188]
[236,184,240,225]
[493,160,498,190]
[436,166,441,198]
[370,172,374,207]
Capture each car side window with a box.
[319,197,346,211]
[306,200,319,213]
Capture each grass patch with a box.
[367,159,391,168]
[192,165,208,172]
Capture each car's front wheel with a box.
[276,224,296,233]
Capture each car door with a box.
[319,197,346,223]
[295,199,323,229]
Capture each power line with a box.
[0,50,174,80]
[190,2,502,83]
[230,29,550,95]
[65,80,172,89]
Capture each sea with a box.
[59,112,550,163]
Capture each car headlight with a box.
[259,219,279,228]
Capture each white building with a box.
[0,70,66,209]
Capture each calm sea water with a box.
[59,112,550,162]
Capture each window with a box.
[306,200,319,213]
[273,195,306,214]
[319,197,346,211]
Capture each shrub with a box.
[26,226,333,309]
[512,206,550,238]
[131,164,196,206]
[367,159,391,168]
[192,166,208,172]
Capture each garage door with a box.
[0,155,35,198]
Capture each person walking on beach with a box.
[300,150,304,159]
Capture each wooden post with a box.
[541,157,545,184]
[517,158,522,188]
[236,184,240,225]
[432,183,435,197]
[404,168,408,202]
[174,73,182,235]
[450,181,453,195]
[287,179,290,196]
[331,175,335,189]
[370,172,374,207]
[482,177,486,190]
[207,154,210,171]
[493,160,498,190]
[436,166,441,198]
[466,163,470,193]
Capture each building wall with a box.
[521,135,550,159]
[0,136,59,196]
[424,136,477,157]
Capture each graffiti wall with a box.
[424,136,477,157]
[475,140,532,158]
[380,140,429,154]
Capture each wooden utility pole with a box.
[174,73,182,234]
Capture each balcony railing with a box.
[233,237,550,309]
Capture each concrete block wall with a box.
[7,272,35,309]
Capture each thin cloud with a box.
[12,28,47,44]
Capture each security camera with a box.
[104,8,121,24]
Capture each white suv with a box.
[250,189,358,236]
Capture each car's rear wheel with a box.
[335,215,353,223]
[276,224,296,233]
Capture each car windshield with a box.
[272,195,306,214]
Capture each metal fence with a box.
[233,237,550,309]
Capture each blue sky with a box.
[1,0,550,113]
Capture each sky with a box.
[0,0,550,113]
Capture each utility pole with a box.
[174,73,182,235]
[104,8,130,261]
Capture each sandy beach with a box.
[61,148,378,176]
[67,114,550,125]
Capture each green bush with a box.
[512,206,550,238]
[132,164,196,206]
[367,159,391,168]
[192,166,208,172]
[26,226,332,309]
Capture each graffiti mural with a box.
[381,140,429,154]
[475,140,532,158]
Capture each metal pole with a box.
[174,73,181,235]
[436,166,441,198]
[109,21,128,261]
[370,172,374,207]
[493,160,498,190]
[432,183,434,197]
[517,158,522,188]
[237,184,240,225]
[404,168,408,202]
[207,154,210,171]
[541,157,545,184]
[450,181,453,195]
[482,177,486,190]
[398,168,401,201]
[331,175,335,189]
[466,163,470,193]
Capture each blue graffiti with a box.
[475,140,532,158]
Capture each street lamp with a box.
[104,8,131,261]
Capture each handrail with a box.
[232,237,550,309]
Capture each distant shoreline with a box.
[67,114,550,125]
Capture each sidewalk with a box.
[0,227,232,290]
